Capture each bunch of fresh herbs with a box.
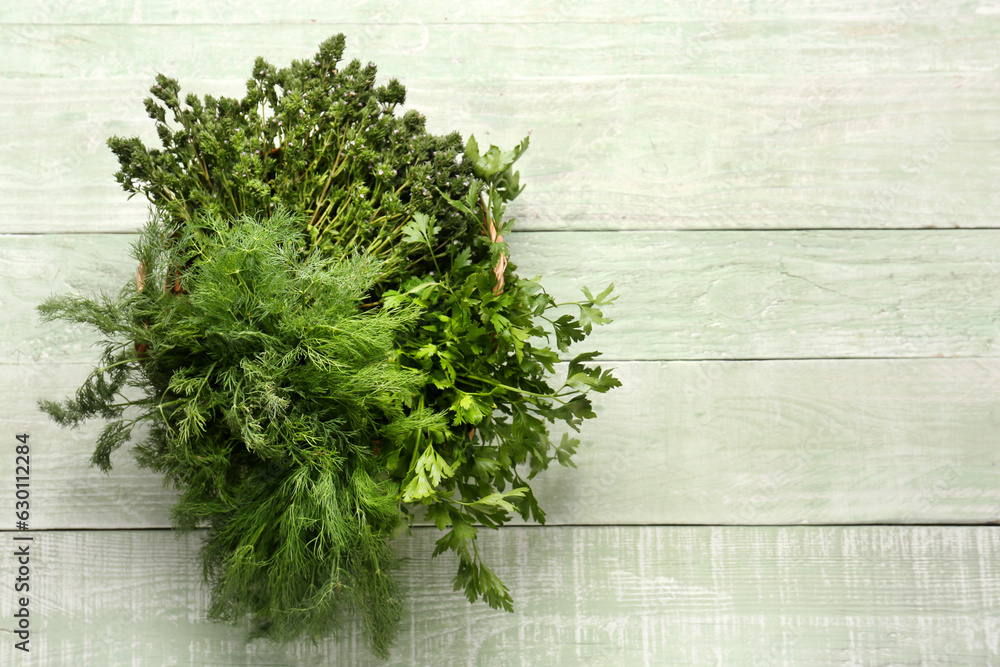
[39,34,619,658]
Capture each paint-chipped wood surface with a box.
[5,231,1000,363]
[2,526,999,666]
[7,359,1000,529]
[2,1,999,664]
[2,20,1000,233]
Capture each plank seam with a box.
[3,522,999,533]
[9,227,1000,236]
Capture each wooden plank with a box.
[0,1,992,25]
[8,358,1000,529]
[6,21,1000,80]
[4,74,996,232]
[3,363,177,530]
[5,230,1000,364]
[1,525,997,665]
[2,34,999,233]
[533,358,1000,526]
[0,234,137,366]
[514,229,1000,360]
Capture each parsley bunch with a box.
[40,34,619,658]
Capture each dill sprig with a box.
[41,210,421,656]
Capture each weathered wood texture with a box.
[5,231,999,364]
[2,526,998,666]
[2,1,994,24]
[3,2,999,665]
[7,22,999,78]
[7,359,1000,529]
[1,19,998,232]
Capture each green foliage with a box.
[382,170,621,611]
[107,32,476,290]
[40,34,620,659]
[40,210,419,657]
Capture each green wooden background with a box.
[3,2,999,665]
